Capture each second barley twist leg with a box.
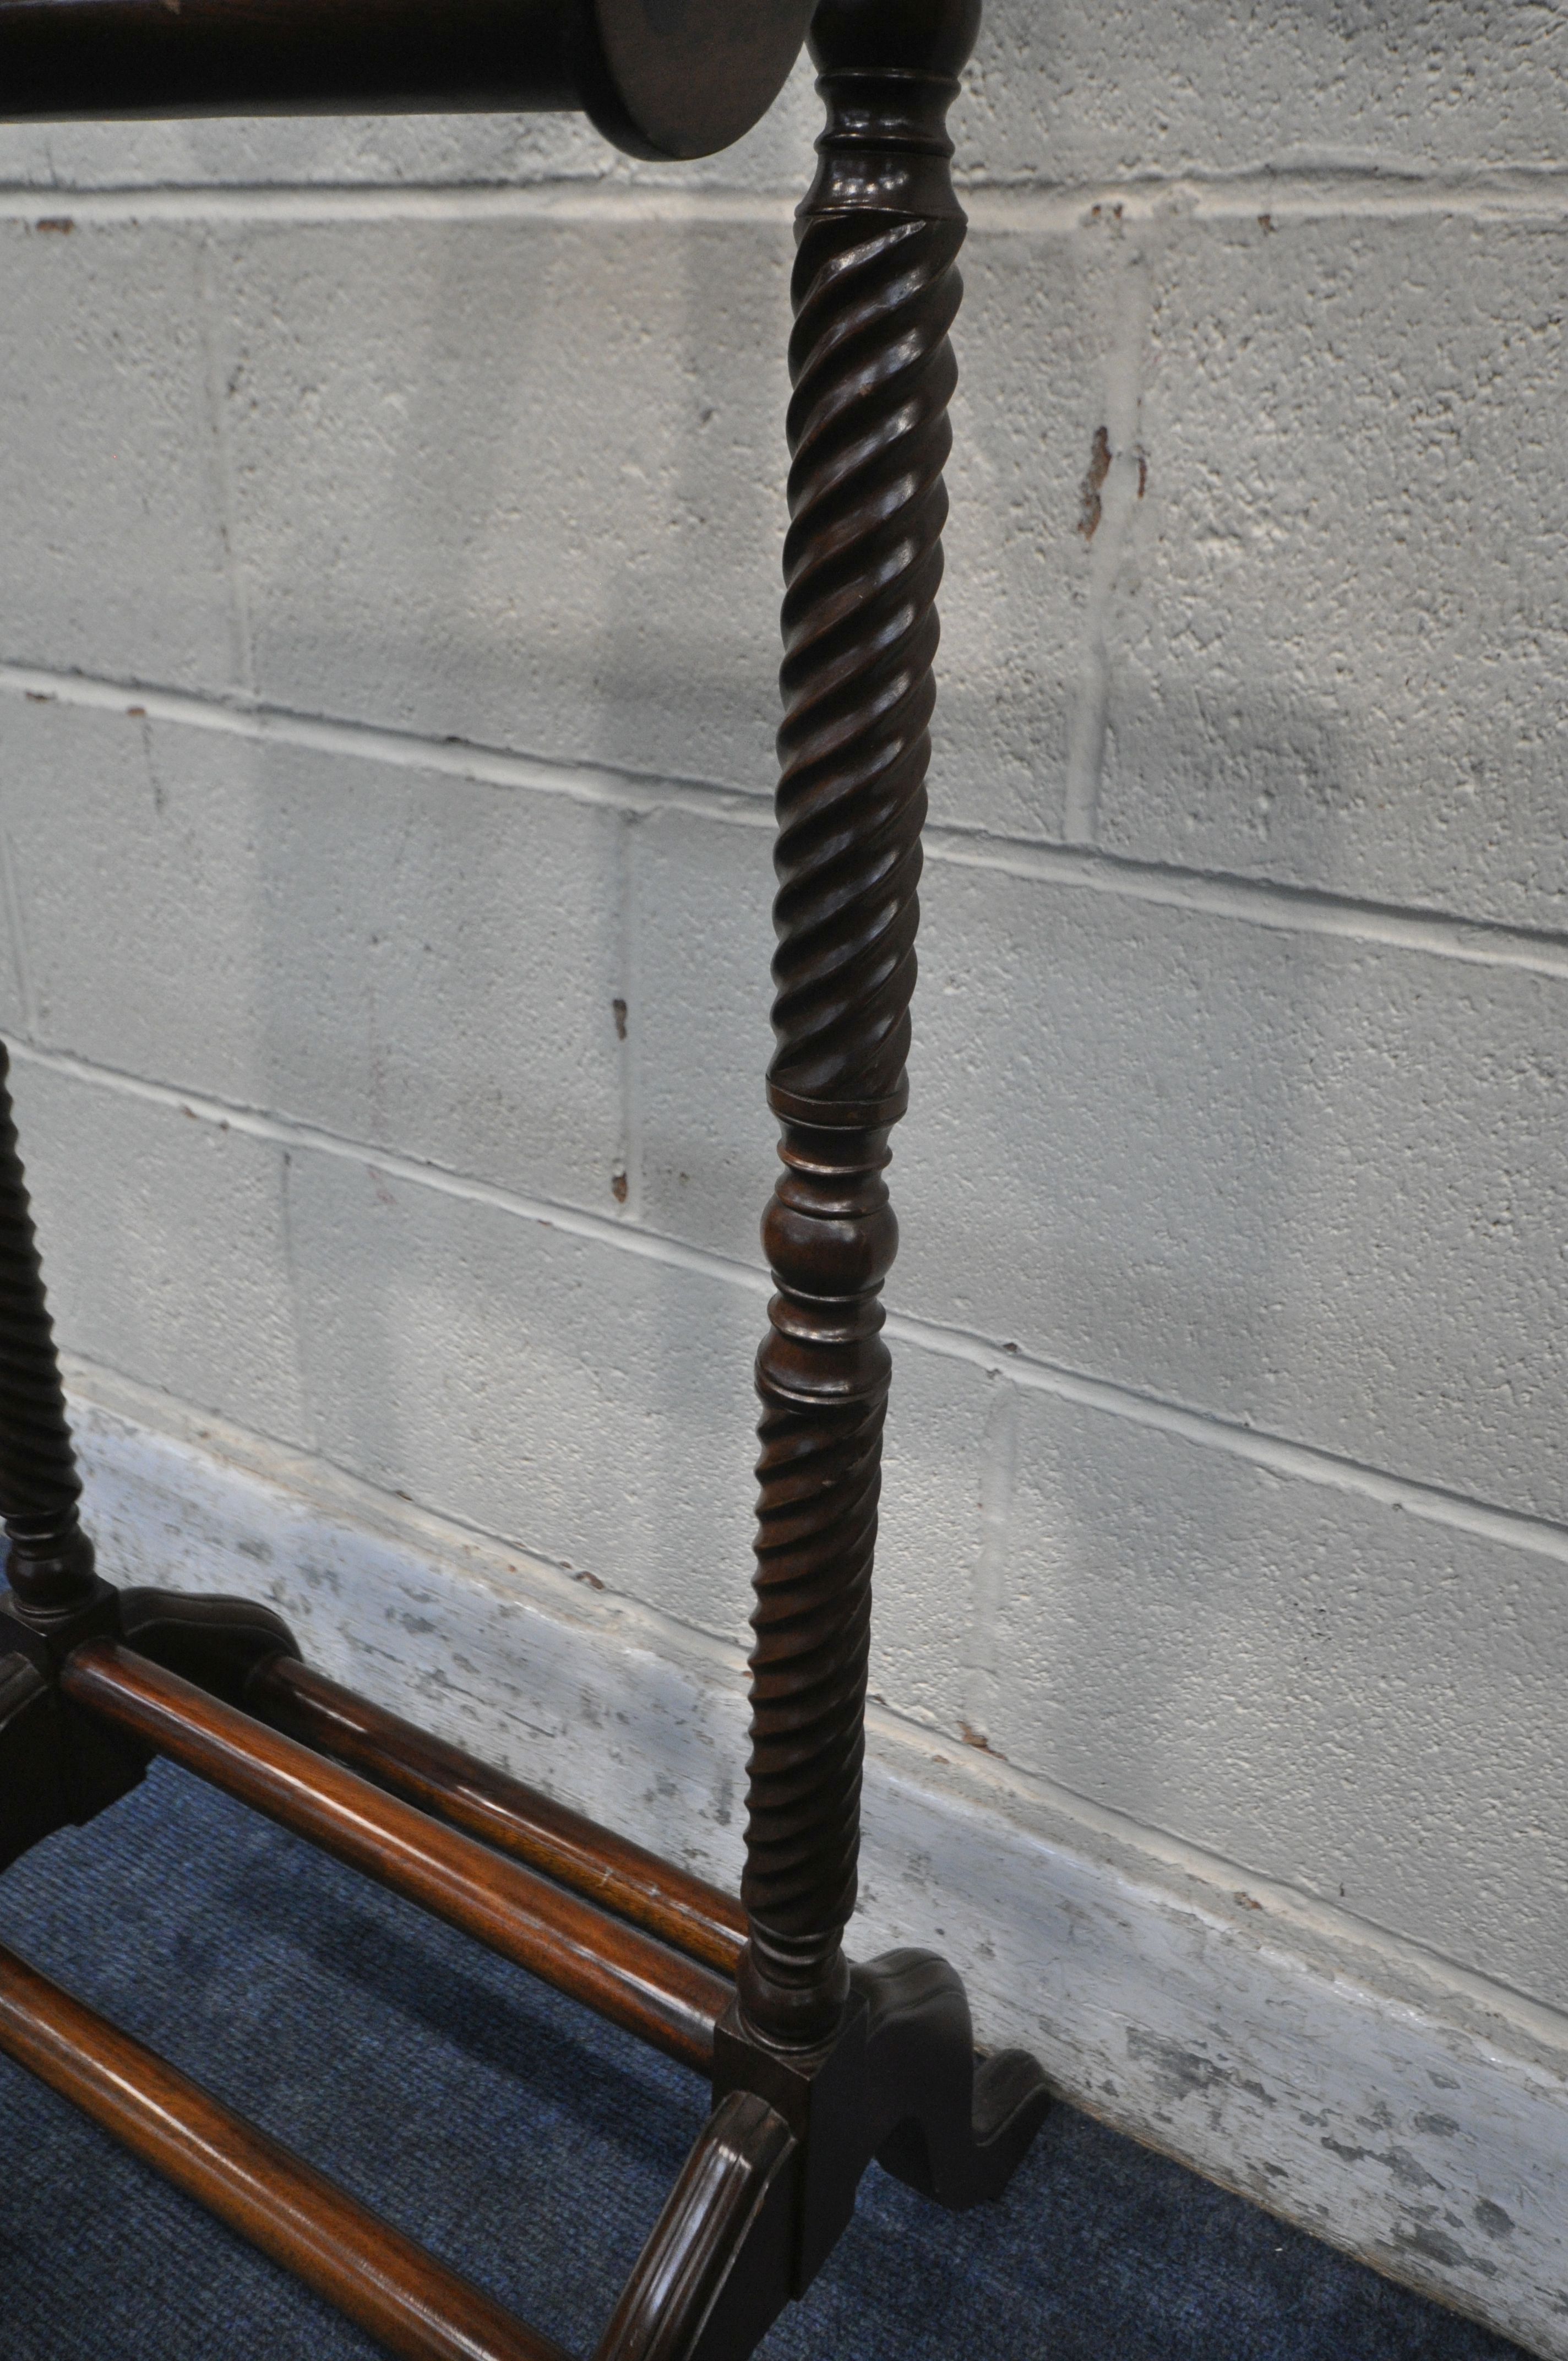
[0,1039,297,1863]
[738,0,980,2053]
[0,1037,149,1863]
[0,1042,98,1625]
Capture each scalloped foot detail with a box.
[859,1948,1052,2210]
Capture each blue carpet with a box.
[0,1762,1529,2360]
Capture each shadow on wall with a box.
[234,201,788,1644]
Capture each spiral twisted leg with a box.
[738,9,973,2052]
[0,1043,95,1621]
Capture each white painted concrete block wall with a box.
[3,2,1568,2334]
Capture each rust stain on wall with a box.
[1079,425,1112,540]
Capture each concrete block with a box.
[207,213,1099,834]
[873,1342,998,1734]
[0,836,29,1042]
[1098,214,1568,928]
[898,859,1568,1526]
[0,222,238,690]
[629,807,774,1264]
[956,0,1568,184]
[209,215,792,786]
[286,1143,988,1723]
[936,217,1111,840]
[990,1379,1568,2015]
[1,697,627,1212]
[630,815,1568,1528]
[288,1144,767,1642]
[0,115,636,194]
[5,1059,307,1445]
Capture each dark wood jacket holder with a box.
[0,2,1050,2352]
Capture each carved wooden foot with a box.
[855,1949,1052,2212]
[607,1945,1050,2361]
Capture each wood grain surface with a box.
[252,1654,745,1977]
[64,1640,727,2072]
[0,1937,573,2361]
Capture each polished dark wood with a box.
[738,0,982,2052]
[594,2092,796,2361]
[0,0,815,159]
[714,1951,1049,2314]
[0,1039,98,1622]
[64,1639,728,2072]
[0,1938,571,2361]
[851,1948,1050,2211]
[0,1041,153,1841]
[252,1653,747,1978]
[121,1583,301,1704]
[0,1648,63,1871]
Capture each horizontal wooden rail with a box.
[251,1655,747,1979]
[0,0,814,161]
[0,1938,571,2361]
[63,1641,728,2072]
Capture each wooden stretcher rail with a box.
[63,1641,728,2072]
[0,1938,571,2361]
[250,1654,747,1978]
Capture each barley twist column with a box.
[0,1042,96,1623]
[738,0,979,2051]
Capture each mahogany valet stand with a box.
[0,2,1051,2353]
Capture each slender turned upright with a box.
[739,0,979,2052]
[0,1044,96,1625]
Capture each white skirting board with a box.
[55,1359,1568,2359]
